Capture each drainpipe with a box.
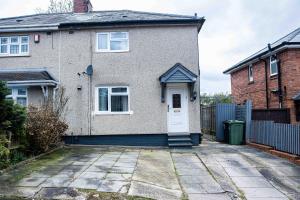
[261,58,269,109]
[277,59,283,108]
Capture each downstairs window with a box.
[95,86,130,114]
[6,88,27,106]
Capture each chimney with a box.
[73,0,93,13]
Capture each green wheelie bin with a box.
[223,120,245,145]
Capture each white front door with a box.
[167,87,189,133]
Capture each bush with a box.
[0,135,10,169]
[26,87,69,153]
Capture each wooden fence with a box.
[250,120,300,156]
[200,105,216,136]
[252,108,290,124]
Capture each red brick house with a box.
[224,28,300,124]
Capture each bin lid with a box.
[224,120,245,124]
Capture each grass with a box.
[2,147,72,184]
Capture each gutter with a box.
[6,80,58,87]
[224,42,300,74]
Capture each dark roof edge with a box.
[223,42,300,74]
[58,18,205,31]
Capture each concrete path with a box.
[0,141,299,200]
[128,150,182,200]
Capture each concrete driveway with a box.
[0,140,299,200]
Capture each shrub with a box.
[0,135,10,169]
[26,87,69,153]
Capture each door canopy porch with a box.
[159,63,198,102]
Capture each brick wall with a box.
[73,0,92,13]
[230,49,300,124]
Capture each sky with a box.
[0,0,300,94]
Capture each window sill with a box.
[270,74,278,80]
[0,54,30,58]
[248,81,254,85]
[95,50,129,53]
[94,111,133,115]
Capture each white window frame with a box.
[248,64,253,82]
[96,32,129,52]
[94,86,132,115]
[270,56,278,76]
[6,87,28,107]
[0,35,29,56]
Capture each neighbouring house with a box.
[224,28,300,124]
[0,0,205,147]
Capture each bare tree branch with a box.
[35,0,73,14]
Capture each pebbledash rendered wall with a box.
[0,25,201,137]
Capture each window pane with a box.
[10,45,19,54]
[172,94,181,108]
[111,95,128,112]
[111,32,127,39]
[10,37,18,43]
[16,97,27,106]
[112,87,127,93]
[21,36,28,43]
[21,44,28,53]
[18,88,26,95]
[0,45,7,53]
[98,88,108,111]
[271,62,278,74]
[0,38,8,44]
[98,34,108,50]
[110,40,128,50]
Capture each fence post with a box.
[245,100,252,142]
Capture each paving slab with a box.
[78,171,106,179]
[188,193,232,200]
[35,187,84,199]
[114,162,137,168]
[97,180,129,193]
[128,181,182,200]
[69,178,102,189]
[231,176,273,188]
[41,177,73,187]
[224,167,263,177]
[105,173,132,181]
[17,177,47,187]
[242,187,288,198]
[110,166,135,174]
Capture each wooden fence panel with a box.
[250,120,300,156]
[252,109,290,123]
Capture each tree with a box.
[200,92,232,105]
[35,0,73,14]
[0,81,26,136]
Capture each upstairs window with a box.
[248,65,253,82]
[95,86,130,114]
[96,32,129,52]
[0,36,29,56]
[6,88,27,107]
[270,56,278,76]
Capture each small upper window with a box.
[270,56,278,76]
[96,32,129,52]
[0,36,29,56]
[248,65,253,82]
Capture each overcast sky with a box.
[1,0,300,94]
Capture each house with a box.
[224,28,300,124]
[0,0,205,147]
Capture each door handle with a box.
[168,105,169,112]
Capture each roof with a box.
[0,10,205,32]
[0,69,58,86]
[159,63,197,83]
[224,27,300,74]
[293,92,300,101]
